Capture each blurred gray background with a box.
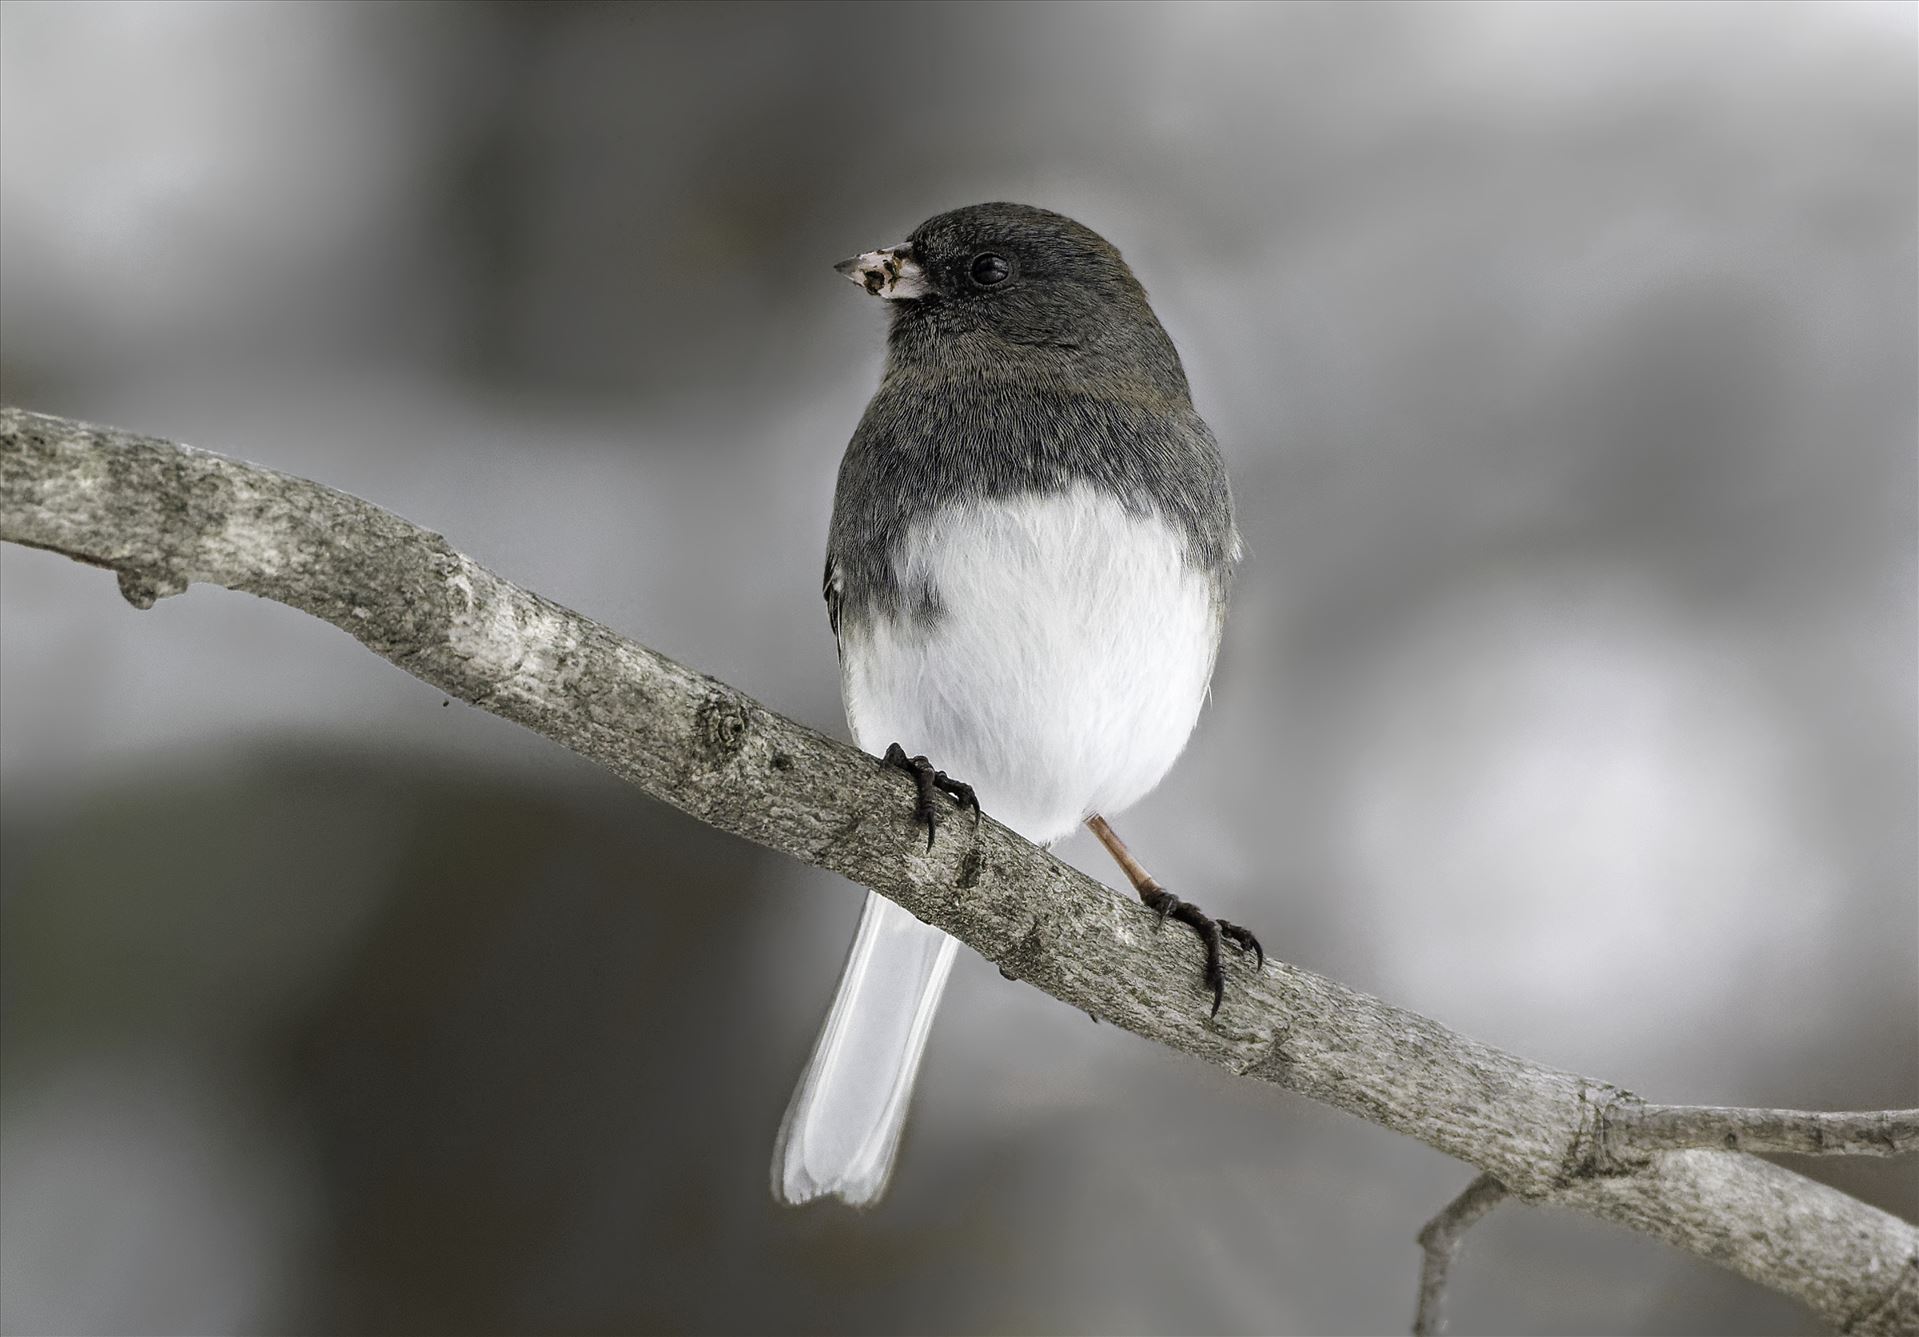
[1,2,1913,1334]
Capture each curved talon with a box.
[1218,919,1264,969]
[933,771,979,814]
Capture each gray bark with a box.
[3,405,1915,1335]
[1614,1106,1919,1160]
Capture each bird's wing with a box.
[823,556,844,657]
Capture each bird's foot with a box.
[883,743,979,851]
[1140,887,1265,1016]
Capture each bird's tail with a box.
[772,890,958,1206]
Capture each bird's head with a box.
[837,202,1187,397]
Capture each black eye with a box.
[969,252,1011,286]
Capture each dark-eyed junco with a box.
[773,203,1259,1207]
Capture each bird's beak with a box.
[834,243,929,300]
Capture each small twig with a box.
[1414,1173,1508,1336]
[1619,1105,1919,1158]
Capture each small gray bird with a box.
[773,203,1259,1207]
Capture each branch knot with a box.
[115,565,188,610]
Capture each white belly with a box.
[840,482,1223,845]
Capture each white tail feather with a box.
[772,892,958,1206]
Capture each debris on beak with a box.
[834,244,929,300]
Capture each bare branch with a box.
[1614,1105,1919,1159]
[1413,1173,1507,1336]
[3,406,1915,1335]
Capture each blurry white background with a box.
[1,3,1913,1334]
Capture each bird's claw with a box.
[883,742,979,850]
[1142,888,1263,1016]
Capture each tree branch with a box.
[3,406,1915,1335]
[1613,1106,1919,1160]
[1414,1173,1508,1337]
